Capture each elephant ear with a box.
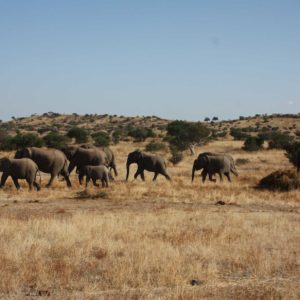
[0,157,11,170]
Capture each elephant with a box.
[77,165,110,188]
[15,147,71,187]
[0,157,41,191]
[126,150,171,181]
[192,152,238,183]
[79,145,118,176]
[62,146,109,184]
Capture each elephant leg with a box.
[225,173,231,182]
[78,173,84,185]
[201,170,207,182]
[12,177,20,190]
[209,173,216,182]
[68,161,76,174]
[219,173,223,182]
[46,174,56,187]
[63,174,72,187]
[0,173,9,188]
[26,179,33,191]
[101,179,105,188]
[92,178,99,187]
[161,170,171,181]
[153,172,158,181]
[140,170,145,181]
[86,176,91,188]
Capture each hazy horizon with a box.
[0,1,299,121]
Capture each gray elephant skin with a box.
[15,147,71,187]
[192,152,238,183]
[63,146,109,184]
[0,157,41,191]
[78,165,110,188]
[126,150,171,181]
[80,145,118,176]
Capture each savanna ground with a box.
[0,140,299,299]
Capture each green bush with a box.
[43,132,69,149]
[166,120,210,151]
[243,136,264,151]
[0,133,44,150]
[145,141,166,152]
[67,127,89,143]
[128,127,155,142]
[92,132,110,147]
[267,132,294,149]
[169,147,183,165]
[285,142,300,172]
[230,128,250,140]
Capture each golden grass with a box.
[0,140,299,299]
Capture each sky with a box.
[0,0,299,121]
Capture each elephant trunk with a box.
[126,162,131,181]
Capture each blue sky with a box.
[0,0,299,121]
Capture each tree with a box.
[166,120,210,153]
[266,132,294,149]
[0,133,44,150]
[92,131,110,147]
[212,116,219,121]
[67,127,89,143]
[285,142,300,173]
[43,132,69,149]
[204,117,210,122]
[128,127,155,142]
[243,136,264,151]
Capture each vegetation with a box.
[43,132,69,149]
[230,128,250,140]
[145,141,166,152]
[128,126,155,142]
[92,131,110,147]
[243,136,264,151]
[0,133,44,150]
[285,142,300,172]
[267,132,294,149]
[166,121,210,152]
[67,127,89,143]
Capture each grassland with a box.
[0,140,299,299]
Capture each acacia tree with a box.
[166,121,210,155]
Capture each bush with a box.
[285,142,300,172]
[0,133,44,150]
[230,128,250,140]
[67,127,89,143]
[145,141,166,152]
[92,132,110,147]
[43,132,69,149]
[236,158,250,165]
[169,147,183,165]
[258,169,300,191]
[128,127,155,142]
[166,120,210,151]
[243,136,264,151]
[268,132,294,149]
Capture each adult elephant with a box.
[126,150,171,181]
[192,152,238,183]
[15,147,71,187]
[63,146,109,184]
[80,144,118,176]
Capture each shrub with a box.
[258,169,300,191]
[67,127,89,143]
[243,136,264,151]
[230,128,250,140]
[166,120,210,151]
[145,141,166,152]
[285,142,300,172]
[236,158,250,165]
[128,127,155,142]
[0,133,44,150]
[43,132,69,149]
[169,147,183,165]
[268,132,294,149]
[92,132,110,147]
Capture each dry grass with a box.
[0,140,299,299]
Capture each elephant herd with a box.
[0,145,238,191]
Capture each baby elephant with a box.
[0,157,41,191]
[78,165,110,188]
